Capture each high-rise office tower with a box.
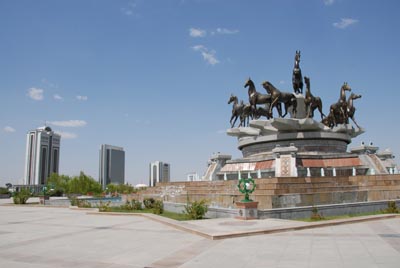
[24,126,61,185]
[149,161,170,187]
[99,144,125,189]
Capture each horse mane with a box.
[263,81,280,93]
[247,79,255,88]
[245,78,256,94]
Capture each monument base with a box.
[235,201,259,220]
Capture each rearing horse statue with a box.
[262,81,297,118]
[304,76,325,119]
[329,82,352,126]
[347,92,362,129]
[292,50,303,94]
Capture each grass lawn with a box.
[103,207,191,221]
[298,211,394,222]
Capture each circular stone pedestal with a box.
[227,118,364,158]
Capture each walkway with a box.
[0,204,399,267]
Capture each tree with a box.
[105,183,136,195]
[47,173,70,196]
[67,172,102,195]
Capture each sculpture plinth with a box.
[228,117,364,158]
[235,201,259,220]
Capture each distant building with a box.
[149,161,170,187]
[24,126,61,185]
[187,172,200,182]
[99,144,125,189]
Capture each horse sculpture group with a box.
[228,51,362,129]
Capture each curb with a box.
[86,211,400,240]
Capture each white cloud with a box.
[279,80,286,85]
[3,126,16,133]
[76,95,88,101]
[55,131,77,139]
[27,88,44,101]
[41,78,58,88]
[121,2,137,16]
[53,94,63,101]
[192,45,205,51]
[49,120,87,127]
[323,0,335,5]
[214,28,239,35]
[189,28,207,38]
[191,45,219,65]
[333,18,359,29]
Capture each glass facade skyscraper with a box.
[149,161,170,187]
[24,126,61,185]
[99,144,125,189]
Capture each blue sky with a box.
[1,0,400,186]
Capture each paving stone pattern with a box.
[0,205,400,268]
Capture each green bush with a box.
[77,200,92,208]
[48,189,64,197]
[13,189,31,204]
[310,206,324,220]
[121,199,142,211]
[69,197,91,208]
[122,200,133,210]
[0,187,10,195]
[99,201,111,212]
[69,197,78,206]
[184,200,208,219]
[383,201,399,213]
[131,200,142,210]
[152,200,164,214]
[143,198,156,209]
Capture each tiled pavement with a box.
[0,203,399,268]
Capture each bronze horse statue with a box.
[244,78,279,117]
[347,93,362,129]
[329,82,352,126]
[262,81,297,118]
[240,103,254,127]
[292,50,303,94]
[228,94,253,127]
[254,106,273,120]
[228,94,243,128]
[304,76,325,119]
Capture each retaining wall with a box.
[139,174,400,210]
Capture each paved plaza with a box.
[0,204,400,268]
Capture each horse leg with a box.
[230,115,235,128]
[282,103,288,118]
[318,105,326,120]
[269,98,279,116]
[351,116,361,129]
[278,103,283,118]
[232,115,239,128]
[305,104,311,118]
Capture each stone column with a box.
[273,144,298,177]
